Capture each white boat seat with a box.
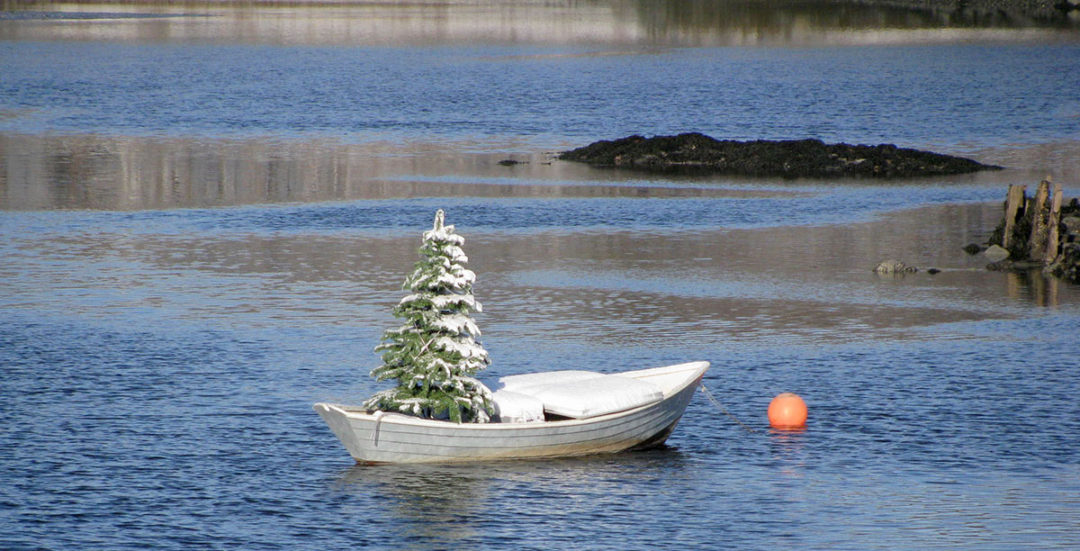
[498,371,664,420]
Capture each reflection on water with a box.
[3,198,1076,363]
[2,1,1078,46]
[342,465,486,546]
[1004,268,1067,306]
[4,133,1079,211]
[0,135,804,210]
[334,450,691,548]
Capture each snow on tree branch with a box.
[363,209,494,423]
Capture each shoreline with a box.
[2,0,1074,12]
[864,0,1078,19]
[4,1,1078,47]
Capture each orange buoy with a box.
[768,392,808,429]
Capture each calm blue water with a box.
[3,5,1080,550]
[2,41,1079,149]
[3,196,1080,550]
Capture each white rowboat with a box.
[314,361,709,464]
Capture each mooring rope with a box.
[700,383,759,434]
[371,410,386,446]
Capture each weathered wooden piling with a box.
[1027,179,1051,261]
[1045,187,1064,265]
[988,179,1080,283]
[1002,183,1026,251]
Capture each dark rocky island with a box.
[559,133,1001,179]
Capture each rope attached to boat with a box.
[372,411,386,447]
[700,384,758,434]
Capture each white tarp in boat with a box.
[497,370,603,394]
[498,371,664,420]
[529,376,663,419]
[490,389,545,424]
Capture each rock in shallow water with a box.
[874,260,917,274]
[984,244,1011,262]
[1047,242,1080,283]
[963,243,985,255]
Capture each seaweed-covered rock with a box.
[1047,242,1080,283]
[559,133,1000,178]
[962,243,985,255]
[873,260,917,274]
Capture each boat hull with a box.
[314,361,708,464]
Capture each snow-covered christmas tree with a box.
[363,209,494,423]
